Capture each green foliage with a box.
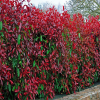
[33,61,36,67]
[37,84,45,99]
[0,21,2,30]
[17,34,21,45]
[54,77,64,94]
[94,71,99,82]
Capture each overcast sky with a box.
[23,0,69,8]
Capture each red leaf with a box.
[6,67,11,70]
[29,94,32,99]
[14,89,19,93]
[17,93,21,99]
[27,0,31,2]
[73,43,77,49]
[24,92,28,96]
[46,96,48,100]
[9,80,13,85]
[63,6,64,11]
[14,87,20,93]
[0,92,4,99]
[18,23,22,32]
[0,62,2,70]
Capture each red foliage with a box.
[0,0,100,100]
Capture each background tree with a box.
[37,2,53,13]
[64,0,100,19]
[37,2,64,14]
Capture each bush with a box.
[0,0,100,100]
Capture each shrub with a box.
[0,0,100,100]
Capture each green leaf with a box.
[55,78,57,83]
[96,71,98,76]
[78,33,81,38]
[94,71,98,82]
[40,35,42,41]
[67,33,69,37]
[70,64,73,71]
[0,21,2,30]
[78,86,81,91]
[41,84,44,90]
[5,28,8,32]
[8,84,11,92]
[21,37,24,41]
[8,57,11,61]
[58,87,61,93]
[69,74,71,78]
[47,73,49,80]
[17,68,20,77]
[15,83,18,89]
[96,37,98,42]
[28,30,30,33]
[69,49,72,56]
[16,25,19,30]
[88,77,92,85]
[51,46,54,50]
[77,65,80,73]
[0,32,4,37]
[49,42,50,48]
[81,57,83,60]
[43,56,46,58]
[12,86,15,91]
[59,51,61,57]
[67,42,69,46]
[69,83,72,87]
[24,96,28,100]
[30,25,34,31]
[19,61,22,67]
[4,20,6,24]
[62,33,64,37]
[18,53,20,60]
[12,58,17,69]
[44,40,47,43]
[35,37,39,41]
[71,42,73,46]
[58,59,59,66]
[36,65,39,70]
[21,77,24,83]
[47,50,49,54]
[17,34,21,45]
[41,46,43,50]
[33,61,36,67]
[37,89,40,94]
[40,93,44,98]
[81,37,83,41]
[4,82,8,90]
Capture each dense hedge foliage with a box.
[0,0,100,100]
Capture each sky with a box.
[23,0,69,8]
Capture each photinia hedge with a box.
[61,13,100,93]
[0,0,100,100]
